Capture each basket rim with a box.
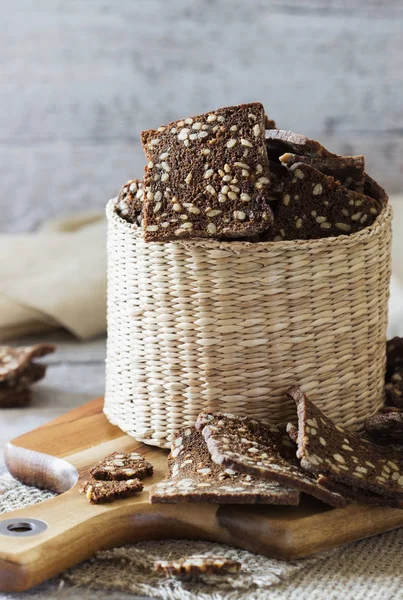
[106,197,392,253]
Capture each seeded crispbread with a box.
[89,451,154,481]
[316,476,403,509]
[270,162,382,241]
[196,413,346,507]
[0,344,55,383]
[364,172,388,206]
[365,412,403,446]
[0,388,31,408]
[80,479,143,504]
[289,384,403,500]
[266,129,334,159]
[279,153,365,193]
[381,406,403,414]
[385,369,403,408]
[150,427,299,505]
[154,556,241,578]
[386,337,403,381]
[0,363,46,408]
[140,103,274,241]
[115,179,144,225]
[289,420,403,507]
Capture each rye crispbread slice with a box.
[149,427,299,505]
[289,385,403,500]
[266,129,334,159]
[115,179,144,225]
[141,103,273,241]
[365,412,403,446]
[316,476,403,509]
[288,420,403,507]
[386,337,403,381]
[80,479,143,504]
[196,413,346,507]
[154,556,241,578]
[385,370,403,408]
[364,173,388,206]
[271,162,382,241]
[0,363,46,408]
[0,388,31,408]
[279,152,365,193]
[0,344,55,383]
[89,451,153,481]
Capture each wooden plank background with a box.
[0,0,402,232]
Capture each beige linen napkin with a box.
[0,211,106,341]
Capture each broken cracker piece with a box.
[80,479,143,504]
[89,451,153,481]
[154,556,241,578]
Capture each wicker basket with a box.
[104,199,392,448]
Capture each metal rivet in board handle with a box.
[0,518,48,537]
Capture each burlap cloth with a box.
[1,473,402,599]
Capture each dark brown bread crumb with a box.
[289,384,403,501]
[196,412,346,507]
[279,153,365,193]
[150,427,299,505]
[270,162,382,241]
[80,479,143,504]
[154,556,241,578]
[89,451,153,481]
[141,103,273,241]
[115,179,144,225]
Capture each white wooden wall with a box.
[1,0,402,231]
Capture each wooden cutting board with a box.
[1,398,403,593]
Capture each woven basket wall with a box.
[104,199,392,448]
